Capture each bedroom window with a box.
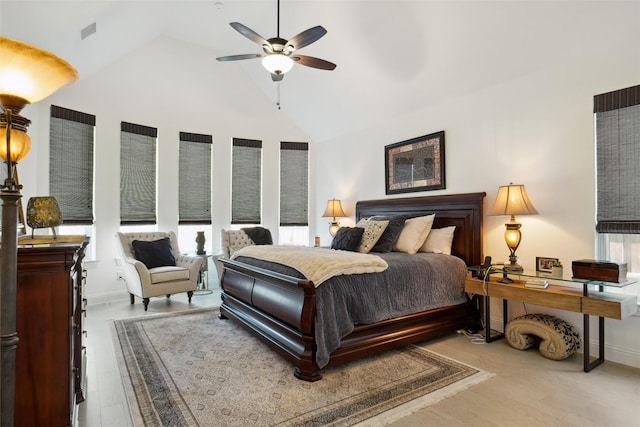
[178,131,213,253]
[120,122,158,225]
[231,138,262,225]
[280,141,309,246]
[178,132,212,225]
[49,105,95,225]
[594,84,640,305]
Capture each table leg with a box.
[484,295,506,343]
[583,313,605,372]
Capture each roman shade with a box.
[178,132,212,224]
[120,121,157,225]
[232,138,262,224]
[280,141,308,226]
[49,105,95,224]
[595,84,640,234]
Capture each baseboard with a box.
[86,290,129,306]
[489,315,640,370]
[587,339,640,369]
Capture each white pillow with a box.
[355,219,389,253]
[419,226,456,255]
[393,214,435,254]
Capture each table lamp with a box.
[322,198,346,237]
[489,183,538,272]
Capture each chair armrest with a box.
[211,252,224,281]
[176,255,204,282]
[120,256,151,294]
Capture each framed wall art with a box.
[385,131,445,194]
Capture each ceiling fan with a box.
[216,0,336,82]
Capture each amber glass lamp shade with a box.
[0,36,78,110]
[0,127,30,163]
[489,183,538,271]
[322,199,346,237]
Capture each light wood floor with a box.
[78,287,640,427]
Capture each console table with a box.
[465,269,636,372]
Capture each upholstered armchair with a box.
[116,231,203,311]
[214,227,273,281]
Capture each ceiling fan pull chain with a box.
[276,82,281,110]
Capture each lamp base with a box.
[328,221,340,237]
[498,269,514,284]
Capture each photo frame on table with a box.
[385,131,445,194]
[536,257,559,273]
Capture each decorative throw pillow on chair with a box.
[132,237,176,269]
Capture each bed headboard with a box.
[356,192,485,267]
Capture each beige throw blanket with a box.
[231,246,388,287]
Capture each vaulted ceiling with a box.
[1,1,636,142]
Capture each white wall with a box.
[26,36,312,303]
[314,36,640,368]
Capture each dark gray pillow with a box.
[369,215,408,253]
[331,227,365,252]
[132,237,176,269]
[242,226,273,245]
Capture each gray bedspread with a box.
[233,252,468,368]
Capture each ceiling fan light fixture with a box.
[262,53,294,75]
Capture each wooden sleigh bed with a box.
[218,192,485,381]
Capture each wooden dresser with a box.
[15,237,89,427]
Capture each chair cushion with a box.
[149,266,190,284]
[132,237,176,269]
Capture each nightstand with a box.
[194,253,213,295]
[465,268,637,372]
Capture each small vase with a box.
[195,231,206,255]
[552,266,563,278]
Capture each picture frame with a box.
[385,131,445,194]
[536,257,559,273]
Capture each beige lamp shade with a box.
[0,36,78,109]
[489,183,538,217]
[322,199,346,219]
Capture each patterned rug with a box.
[113,308,492,426]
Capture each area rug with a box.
[113,308,492,427]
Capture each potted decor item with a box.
[196,231,206,255]
[552,260,563,278]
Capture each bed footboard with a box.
[219,257,322,381]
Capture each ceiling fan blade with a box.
[271,73,285,82]
[292,55,337,71]
[230,22,269,47]
[216,54,263,62]
[285,25,327,51]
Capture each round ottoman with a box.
[505,313,580,360]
